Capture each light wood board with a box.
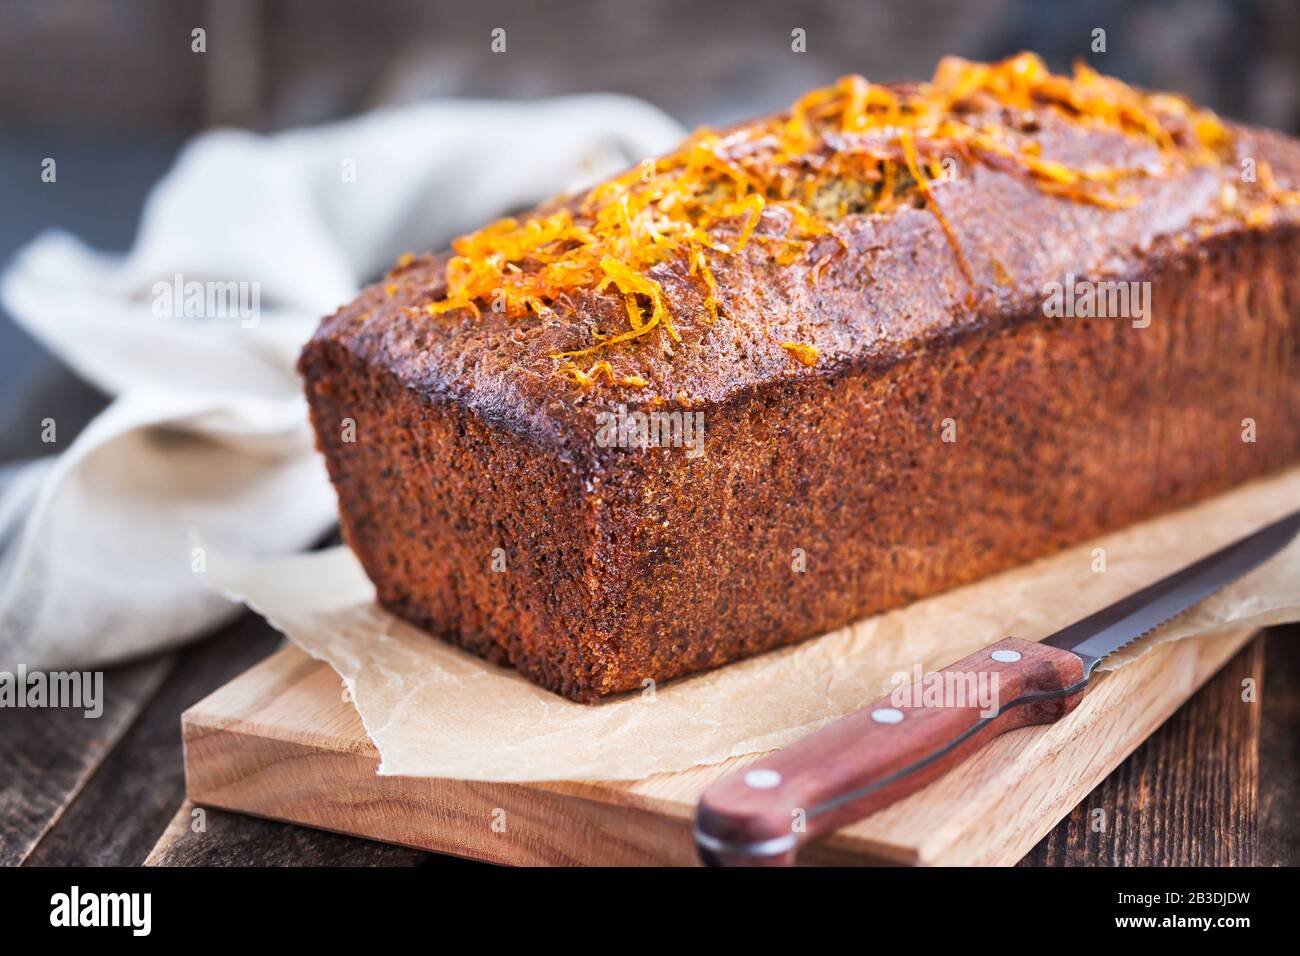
[181,626,1255,866]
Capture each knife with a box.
[694,508,1300,866]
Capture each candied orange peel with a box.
[420,53,1235,378]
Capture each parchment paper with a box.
[207,467,1300,782]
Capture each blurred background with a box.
[1,0,1298,415]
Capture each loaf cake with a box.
[300,53,1300,702]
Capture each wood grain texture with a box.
[16,614,281,866]
[1021,634,1264,866]
[1256,625,1299,866]
[144,801,435,867]
[182,627,1255,866]
[0,656,172,866]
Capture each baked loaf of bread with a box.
[301,54,1300,701]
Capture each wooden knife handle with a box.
[694,637,1087,866]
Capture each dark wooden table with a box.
[3,607,1296,867]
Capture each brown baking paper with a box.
[207,467,1300,782]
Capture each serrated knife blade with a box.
[1043,507,1300,676]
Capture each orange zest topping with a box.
[420,52,1236,381]
[426,298,480,319]
[899,129,976,297]
[560,360,650,388]
[1259,161,1300,207]
[780,342,821,367]
[688,246,720,322]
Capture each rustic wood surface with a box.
[1020,636,1264,866]
[173,626,1258,866]
[1258,629,1300,866]
[17,616,284,866]
[143,801,433,867]
[3,619,1293,866]
[3,614,280,867]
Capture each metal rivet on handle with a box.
[744,768,782,789]
[991,649,1022,663]
[871,707,905,724]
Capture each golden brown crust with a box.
[313,115,1300,430]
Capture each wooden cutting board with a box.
[182,625,1254,866]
